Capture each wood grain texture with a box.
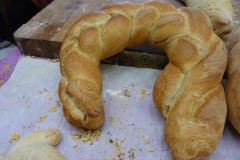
[13,0,184,60]
[14,0,85,59]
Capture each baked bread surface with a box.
[226,28,240,134]
[182,0,234,35]
[59,1,227,159]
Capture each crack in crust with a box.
[58,1,227,159]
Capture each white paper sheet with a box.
[0,55,240,160]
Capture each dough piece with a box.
[2,129,65,160]
[8,128,61,154]
[7,144,65,160]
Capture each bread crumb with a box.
[108,116,114,123]
[3,64,11,70]
[139,89,151,100]
[130,147,136,152]
[73,145,79,151]
[145,140,150,145]
[0,80,4,86]
[140,89,146,94]
[26,55,36,58]
[25,98,31,105]
[146,149,154,154]
[111,139,124,158]
[117,150,123,157]
[48,104,58,112]
[123,89,131,97]
[38,114,47,123]
[129,146,137,159]
[48,59,59,62]
[104,158,116,160]
[140,89,151,95]
[114,140,122,157]
[10,133,20,141]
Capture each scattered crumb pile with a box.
[70,129,102,145]
[109,139,137,159]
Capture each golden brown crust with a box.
[226,28,240,134]
[182,0,234,35]
[59,1,227,159]
[164,84,226,159]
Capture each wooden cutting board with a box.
[14,0,240,69]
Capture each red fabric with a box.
[31,0,54,8]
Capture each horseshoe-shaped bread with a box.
[58,1,227,159]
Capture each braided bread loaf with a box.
[181,0,234,35]
[226,28,240,134]
[58,1,227,159]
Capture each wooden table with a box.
[13,0,240,69]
